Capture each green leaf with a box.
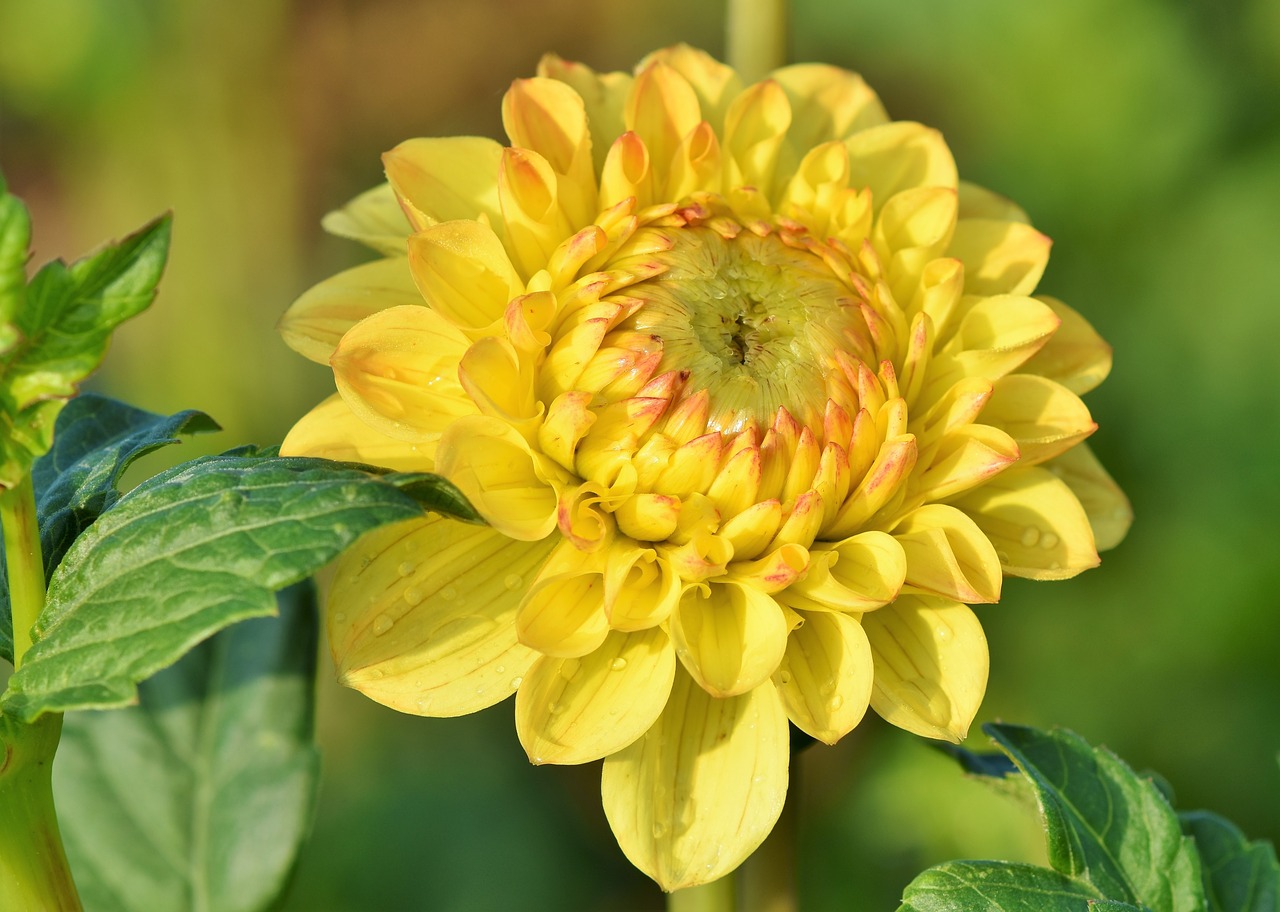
[54,582,320,912]
[1,395,218,664]
[0,213,171,489]
[1180,811,1280,912]
[986,723,1206,912]
[1,451,475,720]
[0,172,29,355]
[898,861,1118,911]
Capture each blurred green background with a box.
[2,0,1277,909]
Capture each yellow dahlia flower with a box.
[280,45,1130,890]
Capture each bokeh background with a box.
[2,0,1278,909]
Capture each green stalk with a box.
[669,873,735,912]
[739,767,798,912]
[726,0,790,81]
[4,474,45,668]
[1,476,83,910]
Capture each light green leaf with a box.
[1180,811,1279,912]
[897,861,1118,911]
[1,451,477,720]
[1,395,219,664]
[987,724,1206,912]
[0,212,170,489]
[55,582,319,912]
[0,171,29,355]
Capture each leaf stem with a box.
[739,764,798,912]
[2,474,46,668]
[726,0,790,82]
[668,874,735,912]
[0,712,82,911]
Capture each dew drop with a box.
[397,561,415,578]
[996,550,1011,564]
[372,615,394,635]
[441,586,457,601]
[1040,532,1059,549]
[415,697,430,711]
[827,695,844,712]
[358,556,372,570]
[509,676,524,689]
[936,625,951,642]
[496,664,506,674]
[819,681,836,697]
[1020,527,1041,547]
[504,573,524,590]
[404,587,425,606]
[610,657,628,671]
[652,821,668,839]
[778,670,792,685]
[1048,560,1062,571]
[333,611,347,623]
[560,658,581,681]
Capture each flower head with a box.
[281,45,1130,890]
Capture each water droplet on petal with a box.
[372,615,394,635]
[560,658,581,681]
[827,695,844,712]
[936,625,951,641]
[1020,527,1040,547]
[819,681,836,697]
[416,697,430,711]
[442,586,457,601]
[1048,560,1062,571]
[610,657,628,671]
[333,611,347,623]
[509,676,524,689]
[495,665,506,674]
[996,550,1011,564]
[778,670,792,685]
[404,587,424,606]
[504,573,524,590]
[652,821,668,839]
[1040,532,1059,549]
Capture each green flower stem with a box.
[739,774,797,912]
[2,474,46,668]
[669,874,735,912]
[1,477,81,910]
[0,712,82,911]
[726,0,789,81]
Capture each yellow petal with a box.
[981,374,1096,466]
[538,390,596,473]
[720,499,784,560]
[321,182,411,256]
[912,423,1020,502]
[330,304,476,441]
[928,295,1061,395]
[516,627,675,765]
[281,394,436,472]
[538,54,631,169]
[874,187,958,298]
[502,76,597,224]
[727,543,810,594]
[947,219,1051,297]
[517,560,609,658]
[601,671,789,891]
[279,258,421,365]
[791,531,906,612]
[498,147,575,280]
[825,434,918,538]
[775,610,873,744]
[640,44,742,130]
[458,336,541,431]
[437,415,561,540]
[407,219,523,333]
[953,466,1100,579]
[616,492,681,542]
[863,594,988,742]
[600,131,656,211]
[671,581,788,697]
[957,181,1030,224]
[1019,296,1114,395]
[846,121,958,211]
[891,504,1002,603]
[605,542,682,631]
[722,78,793,199]
[773,63,887,149]
[329,516,554,716]
[382,136,504,232]
[1043,443,1132,552]
[626,61,703,183]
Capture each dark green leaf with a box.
[0,172,29,355]
[1,452,468,720]
[1181,811,1279,912]
[986,724,1206,912]
[1,395,218,664]
[0,213,170,489]
[898,861,1116,912]
[55,582,320,912]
